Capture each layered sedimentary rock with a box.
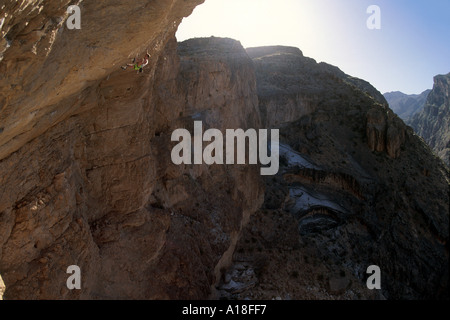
[0,1,264,299]
[217,46,449,300]
[408,73,450,166]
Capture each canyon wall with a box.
[408,73,450,166]
[218,46,449,300]
[0,1,448,300]
[0,0,203,161]
[1,1,264,299]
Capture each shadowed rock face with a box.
[247,46,404,159]
[408,73,450,166]
[217,46,449,300]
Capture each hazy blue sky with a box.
[176,0,450,94]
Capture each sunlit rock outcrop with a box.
[0,1,265,299]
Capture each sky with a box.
[176,0,450,94]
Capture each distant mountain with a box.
[384,90,431,121]
[408,73,450,166]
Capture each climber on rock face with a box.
[121,50,150,73]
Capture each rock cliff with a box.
[217,46,449,300]
[0,0,206,161]
[408,73,450,166]
[0,1,448,301]
[1,1,265,299]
